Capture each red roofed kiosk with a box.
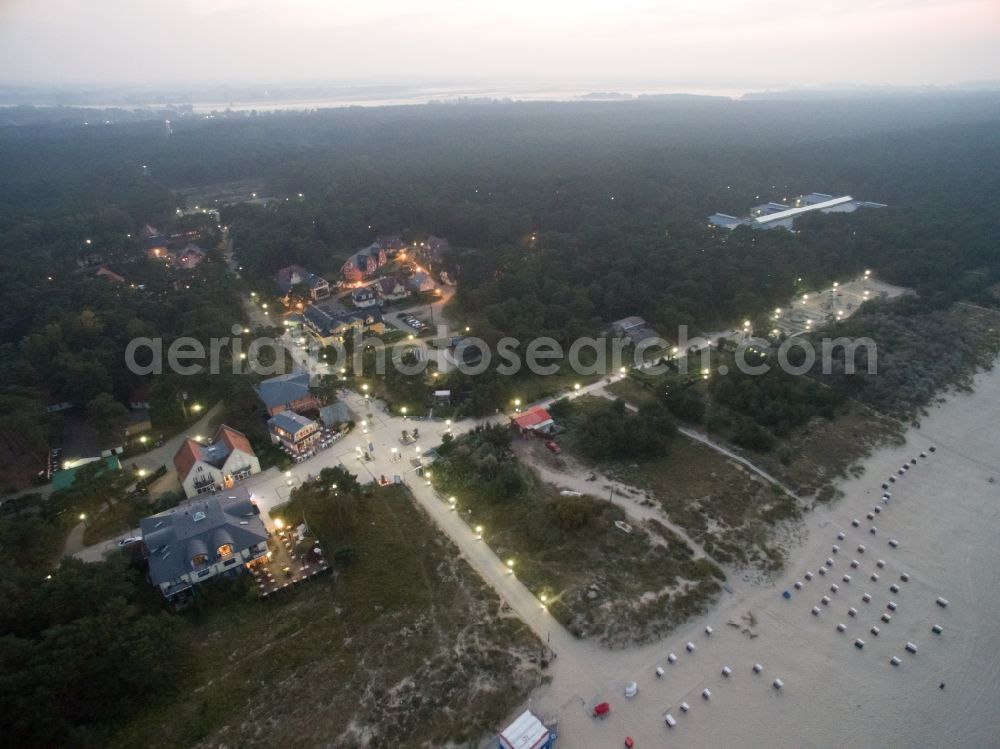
[510,407,554,438]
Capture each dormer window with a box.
[217,543,233,558]
[191,553,208,567]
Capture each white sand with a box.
[530,365,1000,748]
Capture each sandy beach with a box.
[528,364,1000,749]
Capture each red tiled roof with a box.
[95,266,125,283]
[511,408,552,430]
[173,438,202,482]
[214,425,253,457]
[173,425,255,482]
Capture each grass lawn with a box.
[505,364,605,410]
[754,403,905,502]
[455,481,723,647]
[433,430,724,647]
[604,437,798,571]
[609,370,903,503]
[107,484,545,749]
[605,377,660,407]
[82,498,151,546]
[556,395,799,572]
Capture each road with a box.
[0,402,224,505]
[67,368,806,747]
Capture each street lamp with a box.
[506,558,515,575]
[401,406,408,418]
[449,496,457,511]
[79,513,86,522]
[475,525,483,540]
[139,435,147,444]
[573,383,581,391]
[540,593,548,609]
[191,403,202,413]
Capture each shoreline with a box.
[527,362,1000,748]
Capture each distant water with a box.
[184,83,749,112]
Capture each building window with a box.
[191,553,208,567]
[217,543,234,558]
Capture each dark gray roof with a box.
[255,370,312,410]
[611,316,646,334]
[276,265,327,294]
[303,304,382,337]
[140,488,267,586]
[708,212,749,229]
[628,327,664,348]
[319,402,352,426]
[268,411,316,434]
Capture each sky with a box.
[0,0,998,89]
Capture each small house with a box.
[174,425,260,498]
[267,411,321,455]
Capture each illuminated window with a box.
[217,544,234,558]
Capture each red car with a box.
[545,440,562,454]
[625,738,635,749]
[593,701,610,718]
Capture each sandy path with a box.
[527,365,1000,749]
[513,440,717,561]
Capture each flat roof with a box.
[499,710,550,749]
[754,195,854,224]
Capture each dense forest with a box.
[1,90,1000,747]
[1,95,999,488]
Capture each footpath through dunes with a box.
[512,437,717,563]
[531,363,1000,749]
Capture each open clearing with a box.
[108,485,545,749]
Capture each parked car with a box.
[545,440,561,454]
[117,536,142,547]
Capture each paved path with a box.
[124,402,224,473]
[514,442,718,562]
[589,384,799,501]
[62,521,85,557]
[675,425,798,501]
[0,402,224,505]
[65,373,805,746]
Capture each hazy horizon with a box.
[1,0,998,89]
